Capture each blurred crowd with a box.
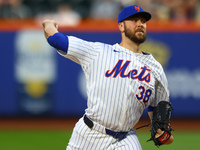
[0,0,200,24]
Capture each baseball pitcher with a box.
[42,4,174,150]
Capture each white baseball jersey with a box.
[58,36,170,150]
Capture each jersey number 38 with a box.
[136,86,152,103]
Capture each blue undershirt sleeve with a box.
[47,32,69,54]
[148,105,155,112]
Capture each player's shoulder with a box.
[150,54,163,69]
[150,55,167,79]
[68,36,112,48]
[141,52,164,71]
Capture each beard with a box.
[124,22,147,44]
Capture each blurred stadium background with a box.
[0,0,200,150]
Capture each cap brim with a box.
[131,12,151,21]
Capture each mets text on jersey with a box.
[105,59,151,83]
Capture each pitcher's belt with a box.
[83,115,128,140]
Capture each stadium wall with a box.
[0,19,200,118]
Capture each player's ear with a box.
[118,22,125,32]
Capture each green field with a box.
[0,130,199,150]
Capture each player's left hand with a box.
[147,101,174,146]
[155,129,174,145]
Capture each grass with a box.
[0,130,72,150]
[138,131,200,150]
[0,130,199,150]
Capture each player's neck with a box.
[120,40,142,54]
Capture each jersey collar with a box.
[114,43,150,55]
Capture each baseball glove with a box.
[147,101,173,146]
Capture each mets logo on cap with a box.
[118,5,151,23]
[134,6,140,12]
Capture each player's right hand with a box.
[42,19,58,29]
[42,19,58,39]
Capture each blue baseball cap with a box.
[118,5,151,23]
